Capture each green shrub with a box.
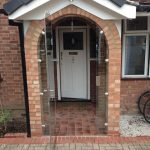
[0,109,12,126]
[0,109,12,137]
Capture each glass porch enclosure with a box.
[38,15,108,145]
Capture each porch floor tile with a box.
[44,102,105,136]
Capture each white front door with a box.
[59,29,87,99]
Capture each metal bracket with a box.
[43,89,48,93]
[40,93,44,96]
[42,124,46,128]
[105,92,109,96]
[104,123,108,126]
[38,59,42,63]
[105,59,109,63]
[50,59,59,62]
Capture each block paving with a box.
[43,102,105,136]
[0,136,150,149]
[0,143,150,150]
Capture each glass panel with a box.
[124,35,146,75]
[126,17,148,31]
[63,32,83,50]
[39,19,57,149]
[40,33,52,51]
[95,29,108,134]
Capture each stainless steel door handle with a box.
[72,57,74,63]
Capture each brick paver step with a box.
[0,136,150,144]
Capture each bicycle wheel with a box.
[143,99,150,123]
[138,90,150,114]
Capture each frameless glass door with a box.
[38,15,57,149]
[95,28,108,134]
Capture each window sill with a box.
[121,77,150,80]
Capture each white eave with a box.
[8,0,136,20]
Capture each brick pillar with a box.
[103,22,121,135]
[25,21,44,136]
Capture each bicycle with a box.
[138,90,150,114]
[143,99,150,123]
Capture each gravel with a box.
[120,114,150,137]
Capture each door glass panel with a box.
[63,32,83,50]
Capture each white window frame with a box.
[122,33,149,78]
[124,16,149,33]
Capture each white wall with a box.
[115,20,122,38]
[23,21,31,35]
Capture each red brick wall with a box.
[0,0,8,8]
[121,80,150,114]
[0,1,25,117]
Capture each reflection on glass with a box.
[125,35,146,75]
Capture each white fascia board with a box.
[93,0,136,19]
[9,0,136,20]
[17,0,73,20]
[17,0,124,20]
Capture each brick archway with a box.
[25,5,121,136]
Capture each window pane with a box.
[124,35,146,75]
[126,17,148,31]
[63,32,83,50]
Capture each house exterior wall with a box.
[0,0,25,118]
[0,0,8,7]
[121,80,150,114]
[1,0,150,137]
